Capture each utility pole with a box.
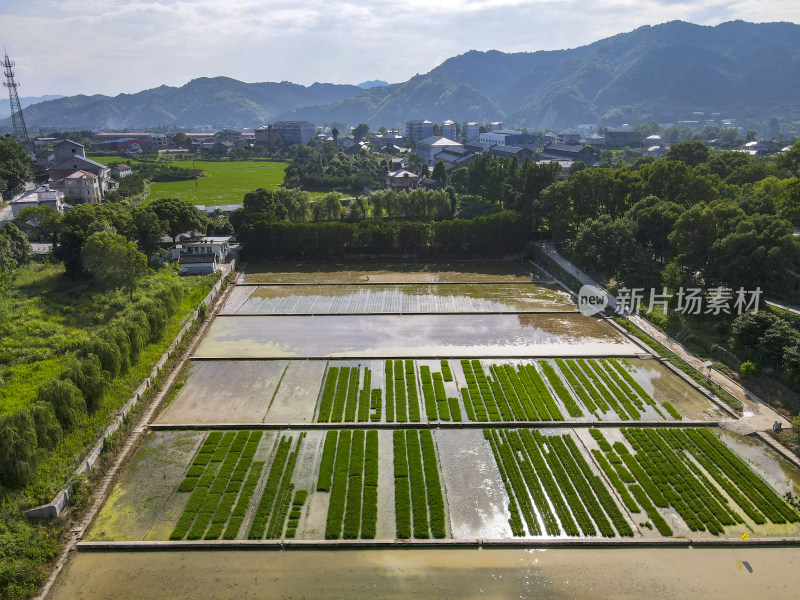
[2,50,32,152]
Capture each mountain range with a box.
[4,20,800,132]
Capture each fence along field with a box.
[313,358,684,424]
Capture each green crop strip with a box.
[484,430,525,536]
[503,365,539,420]
[393,430,411,539]
[385,360,395,422]
[523,364,563,420]
[284,489,308,539]
[662,402,681,420]
[343,366,360,422]
[419,430,447,538]
[568,360,609,413]
[555,358,597,415]
[432,373,451,421]
[448,397,462,422]
[316,430,338,492]
[370,388,382,422]
[460,360,488,421]
[538,361,583,418]
[591,449,639,513]
[248,433,304,540]
[171,431,263,541]
[317,366,339,423]
[441,360,453,382]
[578,360,628,419]
[394,360,408,422]
[490,365,524,420]
[328,366,350,422]
[405,430,430,538]
[357,367,372,422]
[599,359,644,411]
[322,429,380,539]
[471,360,502,421]
[588,360,640,419]
[325,430,352,539]
[405,360,421,422]
[420,365,437,420]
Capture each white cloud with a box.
[0,0,797,96]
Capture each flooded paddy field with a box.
[51,546,800,599]
[224,283,575,315]
[85,426,800,544]
[157,361,289,424]
[194,314,639,359]
[240,260,537,284]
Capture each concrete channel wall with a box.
[149,420,720,432]
[76,536,800,552]
[24,263,235,520]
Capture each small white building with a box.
[10,185,66,216]
[169,236,232,262]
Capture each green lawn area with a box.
[146,160,287,206]
[87,156,288,206]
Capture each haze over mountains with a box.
[5,20,800,132]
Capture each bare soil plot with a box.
[195,314,640,359]
[240,261,536,284]
[157,361,288,424]
[86,431,204,541]
[228,283,575,314]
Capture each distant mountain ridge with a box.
[357,80,389,89]
[3,78,362,130]
[0,94,63,119]
[4,20,800,131]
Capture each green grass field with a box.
[88,156,287,206]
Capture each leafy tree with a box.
[0,135,31,195]
[37,378,86,432]
[627,195,683,262]
[432,160,447,183]
[149,197,207,241]
[61,354,107,412]
[0,222,31,268]
[16,205,62,243]
[352,123,370,141]
[82,231,148,299]
[0,409,38,487]
[172,131,191,148]
[572,215,637,275]
[665,141,710,167]
[132,207,165,259]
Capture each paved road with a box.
[533,242,791,433]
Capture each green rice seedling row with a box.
[393,430,411,539]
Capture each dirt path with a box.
[37,278,235,600]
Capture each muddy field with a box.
[195,314,640,359]
[224,283,575,315]
[240,261,537,284]
[51,547,800,599]
[157,361,288,424]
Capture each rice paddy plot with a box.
[240,261,539,284]
[316,429,380,539]
[227,283,575,314]
[194,314,639,359]
[586,428,800,537]
[485,428,633,538]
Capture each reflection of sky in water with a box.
[232,284,575,314]
[195,314,639,358]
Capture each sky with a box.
[1,0,798,97]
